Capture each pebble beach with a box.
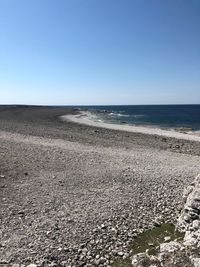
[0,105,200,267]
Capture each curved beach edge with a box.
[61,111,200,142]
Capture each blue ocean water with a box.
[75,105,200,130]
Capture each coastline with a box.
[61,111,200,142]
[1,105,200,266]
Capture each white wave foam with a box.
[132,114,146,118]
[61,111,200,142]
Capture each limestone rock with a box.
[159,241,184,254]
[177,174,200,250]
[131,253,150,267]
[191,257,200,267]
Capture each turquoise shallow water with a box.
[72,105,200,130]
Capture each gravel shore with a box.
[0,106,200,267]
[62,111,200,142]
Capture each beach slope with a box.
[0,106,200,266]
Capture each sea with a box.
[74,105,200,131]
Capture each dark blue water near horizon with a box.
[73,105,200,130]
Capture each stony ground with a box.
[129,175,200,267]
[0,106,200,267]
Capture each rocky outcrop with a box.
[176,174,200,266]
[131,174,200,267]
[177,174,200,248]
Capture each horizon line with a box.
[1,103,200,107]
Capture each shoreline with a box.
[61,111,200,142]
[0,105,200,266]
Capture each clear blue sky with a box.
[0,0,200,105]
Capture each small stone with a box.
[94,259,100,265]
[101,224,106,229]
[118,252,124,256]
[99,257,106,264]
[153,219,161,227]
[164,236,171,242]
[123,253,129,260]
[49,263,57,267]
[18,210,25,215]
[79,243,85,248]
